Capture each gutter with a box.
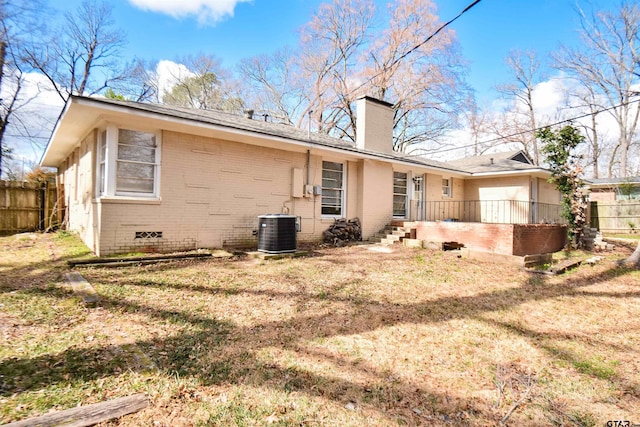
[467,168,551,178]
[55,96,471,177]
[47,96,549,180]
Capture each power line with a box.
[419,95,640,156]
[349,0,483,96]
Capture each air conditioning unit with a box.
[257,214,297,253]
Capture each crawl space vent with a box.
[135,231,163,239]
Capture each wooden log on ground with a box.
[550,259,583,274]
[68,252,212,267]
[1,393,149,427]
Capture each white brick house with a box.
[41,96,557,256]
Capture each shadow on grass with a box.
[484,318,640,398]
[2,239,638,424]
[0,233,93,294]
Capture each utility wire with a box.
[416,95,640,156]
[349,0,483,96]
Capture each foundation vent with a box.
[135,231,163,239]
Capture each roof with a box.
[585,176,640,187]
[447,150,545,175]
[41,96,550,179]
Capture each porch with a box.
[387,200,568,257]
[419,200,565,225]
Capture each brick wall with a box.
[356,159,394,238]
[416,221,567,256]
[61,131,99,253]
[416,222,514,254]
[512,224,567,256]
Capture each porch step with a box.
[369,222,417,245]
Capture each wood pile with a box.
[323,218,362,246]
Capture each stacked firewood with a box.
[322,218,362,246]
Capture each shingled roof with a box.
[447,150,544,174]
[42,96,551,179]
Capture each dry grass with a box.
[1,232,639,426]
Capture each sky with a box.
[52,0,591,101]
[6,0,620,168]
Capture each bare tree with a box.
[495,50,546,165]
[560,81,616,179]
[238,48,304,125]
[238,0,468,153]
[622,241,640,267]
[112,58,160,103]
[161,53,244,113]
[0,0,47,178]
[22,0,127,102]
[296,0,374,139]
[461,95,495,156]
[554,2,640,177]
[364,0,467,153]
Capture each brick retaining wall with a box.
[415,222,567,256]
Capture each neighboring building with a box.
[585,177,640,202]
[585,177,640,234]
[41,95,561,256]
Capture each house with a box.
[585,177,640,234]
[41,95,564,256]
[585,177,640,201]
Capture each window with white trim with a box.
[96,126,161,198]
[116,129,157,194]
[321,161,344,216]
[98,130,106,195]
[442,178,452,197]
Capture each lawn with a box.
[1,231,639,426]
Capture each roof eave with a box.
[467,168,551,178]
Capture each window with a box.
[116,129,157,194]
[98,131,107,196]
[322,161,344,216]
[96,126,160,198]
[442,178,451,197]
[393,172,407,217]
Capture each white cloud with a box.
[2,72,64,164]
[156,60,194,101]
[531,76,567,118]
[128,0,252,25]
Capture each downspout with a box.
[306,149,310,186]
[306,110,313,186]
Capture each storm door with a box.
[393,172,408,218]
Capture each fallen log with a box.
[1,393,149,427]
[68,252,212,267]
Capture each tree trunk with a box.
[623,241,640,267]
[0,41,5,179]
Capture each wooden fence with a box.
[0,180,61,235]
[590,200,640,234]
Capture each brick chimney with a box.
[356,96,394,155]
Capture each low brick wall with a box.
[415,222,567,256]
[512,224,567,256]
